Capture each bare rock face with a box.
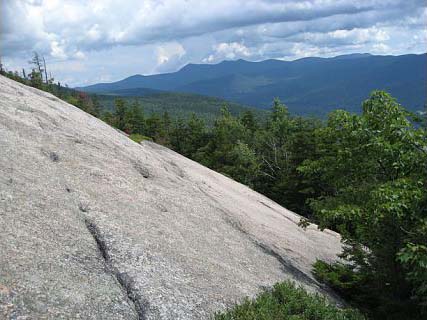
[0,75,343,319]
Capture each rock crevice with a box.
[84,219,147,320]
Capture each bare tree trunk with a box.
[43,56,48,84]
[37,56,42,76]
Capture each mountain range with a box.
[79,53,427,116]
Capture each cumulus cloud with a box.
[0,0,425,85]
[156,42,185,64]
[203,42,251,62]
[155,42,187,72]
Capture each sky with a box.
[1,0,426,86]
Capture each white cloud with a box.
[50,41,67,59]
[372,43,391,54]
[156,42,186,65]
[0,0,425,86]
[73,50,86,60]
[87,24,102,41]
[3,0,417,56]
[204,42,251,62]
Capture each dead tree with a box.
[29,52,44,79]
[42,56,48,84]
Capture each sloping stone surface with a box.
[0,75,343,319]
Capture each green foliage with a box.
[253,101,321,215]
[113,98,127,131]
[195,106,250,168]
[129,133,152,143]
[312,260,379,315]
[222,141,260,187]
[29,69,43,89]
[214,281,364,320]
[97,91,267,125]
[313,261,363,294]
[397,243,427,306]
[124,100,145,134]
[299,91,427,318]
[170,113,208,157]
[241,110,259,133]
[75,92,101,117]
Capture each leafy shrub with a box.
[312,261,372,312]
[313,260,425,319]
[299,92,427,319]
[129,133,152,143]
[313,261,362,293]
[214,281,364,320]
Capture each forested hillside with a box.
[97,91,267,124]
[80,53,427,116]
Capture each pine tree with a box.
[113,98,127,131]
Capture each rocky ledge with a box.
[0,75,342,319]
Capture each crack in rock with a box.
[84,219,147,320]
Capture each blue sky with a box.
[1,0,426,86]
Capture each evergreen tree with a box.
[113,98,127,131]
[124,99,145,134]
[159,111,172,145]
[29,69,43,89]
[91,95,102,118]
[241,110,258,133]
[145,113,162,140]
[184,113,207,158]
[254,99,294,206]
[170,118,187,154]
[224,141,260,187]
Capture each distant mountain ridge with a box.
[79,53,427,116]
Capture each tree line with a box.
[1,54,426,319]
